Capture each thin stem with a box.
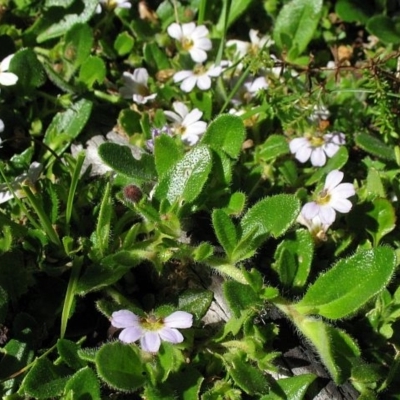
[23,185,62,248]
[60,256,83,339]
[197,0,207,25]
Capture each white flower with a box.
[309,105,330,122]
[164,101,207,145]
[227,29,274,58]
[301,170,355,225]
[111,309,193,353]
[0,54,18,86]
[0,162,42,204]
[96,0,131,13]
[119,68,156,104]
[231,76,268,106]
[173,64,223,92]
[289,132,345,167]
[167,22,212,63]
[0,119,4,133]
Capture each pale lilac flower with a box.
[96,0,131,13]
[173,64,223,92]
[0,54,18,86]
[111,310,193,353]
[301,170,355,225]
[164,101,207,145]
[227,29,274,58]
[146,125,173,152]
[0,162,42,204]
[289,132,345,167]
[119,68,156,104]
[167,22,212,63]
[297,213,330,241]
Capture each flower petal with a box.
[301,202,320,220]
[167,23,183,40]
[324,170,343,191]
[189,48,207,63]
[0,54,14,71]
[294,145,312,163]
[289,137,309,153]
[0,72,18,86]
[119,326,143,343]
[183,108,202,126]
[164,110,182,123]
[180,76,197,92]
[196,75,211,90]
[164,311,193,328]
[141,332,161,352]
[173,70,193,83]
[319,206,336,225]
[111,310,140,328]
[184,121,207,136]
[310,147,326,166]
[330,182,355,199]
[330,198,353,213]
[159,327,184,344]
[133,68,149,85]
[173,101,189,119]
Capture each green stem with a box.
[23,185,62,248]
[94,90,122,104]
[215,0,231,66]
[197,0,207,25]
[60,256,83,339]
[65,152,85,235]
[378,346,400,392]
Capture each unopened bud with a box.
[123,185,143,203]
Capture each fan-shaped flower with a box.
[289,131,345,167]
[301,170,355,225]
[168,22,212,63]
[173,64,224,92]
[0,54,18,86]
[111,310,193,353]
[227,29,274,58]
[164,101,207,145]
[119,68,156,104]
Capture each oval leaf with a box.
[295,247,397,319]
[95,342,146,392]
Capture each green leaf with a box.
[223,281,260,318]
[201,115,246,159]
[9,48,46,93]
[355,133,396,160]
[114,32,135,56]
[165,366,204,400]
[21,357,69,399]
[154,134,183,178]
[118,108,142,135]
[296,318,360,384]
[178,289,213,320]
[37,0,99,42]
[365,198,396,246]
[95,342,146,391]
[273,229,314,289]
[335,0,374,24]
[45,0,74,6]
[305,146,348,185]
[212,209,238,256]
[259,134,289,161]
[223,192,246,216]
[367,15,400,45]
[240,194,300,241]
[92,181,112,257]
[227,352,269,394]
[155,145,212,204]
[295,247,397,319]
[43,98,93,159]
[57,339,86,370]
[63,23,93,68]
[143,42,170,70]
[273,0,323,61]
[76,250,141,294]
[215,0,255,32]
[64,367,101,400]
[262,373,316,400]
[366,168,386,197]
[79,55,106,88]
[98,142,156,182]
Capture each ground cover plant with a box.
[2,0,400,398]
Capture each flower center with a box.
[193,65,206,76]
[137,84,149,97]
[309,136,325,147]
[181,37,194,51]
[140,314,164,331]
[175,124,186,136]
[316,188,331,205]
